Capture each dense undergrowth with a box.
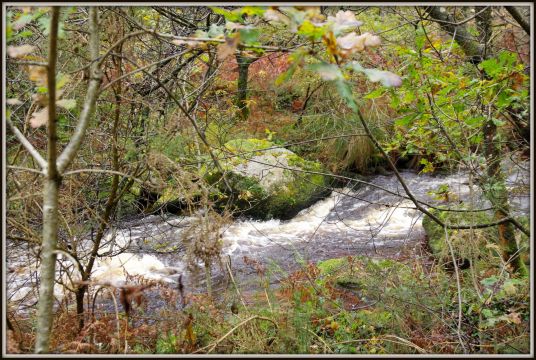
[5,5,530,355]
[8,248,529,354]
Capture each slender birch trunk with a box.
[35,7,61,353]
[34,7,102,353]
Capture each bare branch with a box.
[62,168,148,185]
[6,118,47,170]
[505,6,530,35]
[56,7,103,174]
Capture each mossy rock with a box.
[317,257,348,274]
[206,138,331,220]
[317,256,413,288]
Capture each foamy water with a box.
[7,161,530,309]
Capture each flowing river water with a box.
[7,162,530,314]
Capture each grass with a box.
[7,251,530,354]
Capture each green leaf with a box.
[345,61,365,73]
[307,62,343,81]
[481,275,499,287]
[479,58,500,78]
[17,29,33,38]
[12,13,34,30]
[56,99,76,110]
[419,158,434,173]
[452,102,465,113]
[208,24,225,38]
[238,28,260,44]
[402,90,415,103]
[491,118,506,126]
[481,308,495,319]
[364,87,386,99]
[502,280,517,296]
[297,20,326,40]
[56,73,70,90]
[496,91,512,108]
[498,50,517,68]
[390,94,401,108]
[465,116,485,127]
[275,62,298,85]
[415,25,425,49]
[37,15,51,36]
[6,22,13,42]
[395,113,418,127]
[334,80,357,111]
[275,50,306,85]
[210,7,243,23]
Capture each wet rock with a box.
[206,138,331,220]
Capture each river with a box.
[6,162,530,314]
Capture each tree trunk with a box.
[35,178,60,353]
[482,119,528,275]
[476,6,527,275]
[35,7,102,352]
[75,285,86,330]
[35,7,61,353]
[504,6,530,35]
[235,52,255,121]
[423,6,528,275]
[75,43,123,330]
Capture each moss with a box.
[206,138,330,220]
[130,184,141,197]
[335,277,364,289]
[317,257,350,275]
[224,138,274,154]
[517,215,530,265]
[155,187,177,205]
[422,206,496,262]
[149,133,186,161]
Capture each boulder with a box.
[207,138,331,220]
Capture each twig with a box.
[306,327,332,353]
[62,168,148,185]
[6,118,47,170]
[225,256,247,310]
[196,315,278,354]
[335,334,428,354]
[444,225,467,353]
[6,165,44,175]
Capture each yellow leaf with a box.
[7,44,36,58]
[29,107,48,128]
[6,99,23,106]
[217,35,239,61]
[507,312,522,324]
[56,99,76,110]
[28,65,48,86]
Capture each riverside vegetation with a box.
[5,5,531,354]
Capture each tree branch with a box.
[56,7,102,174]
[6,118,47,170]
[421,6,484,64]
[505,6,530,35]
